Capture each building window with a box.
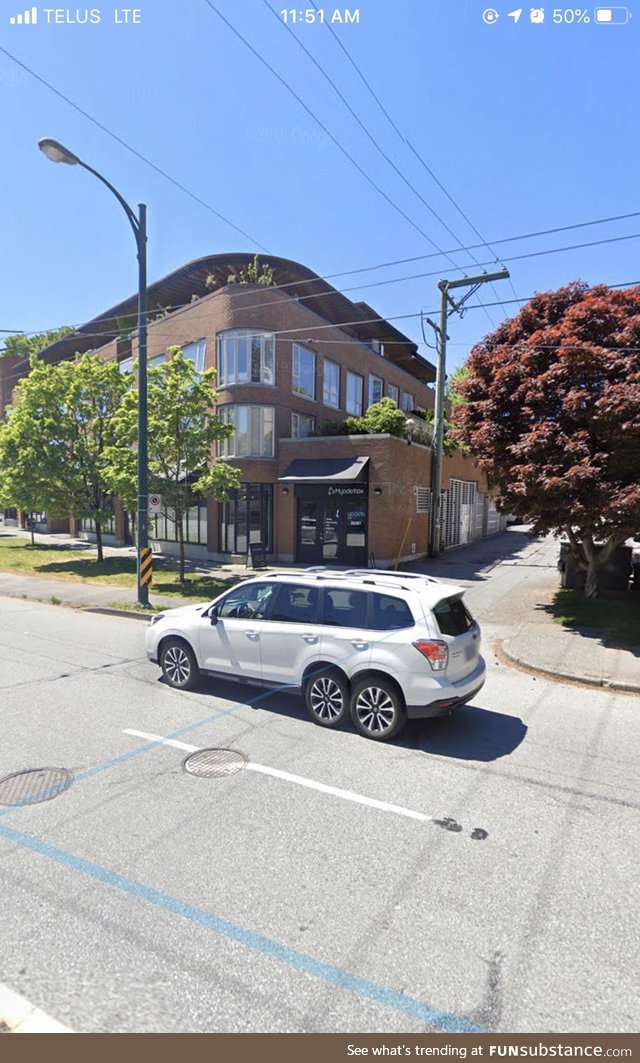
[182,339,207,372]
[80,507,115,535]
[401,390,414,412]
[291,412,315,438]
[219,484,273,554]
[217,330,275,386]
[149,354,165,368]
[292,344,316,400]
[219,405,274,457]
[346,371,364,416]
[368,375,383,408]
[323,359,340,408]
[118,356,133,375]
[387,383,399,404]
[149,490,208,546]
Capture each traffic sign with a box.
[149,494,162,513]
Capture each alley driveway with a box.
[0,532,638,1033]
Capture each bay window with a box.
[217,330,275,386]
[219,405,274,457]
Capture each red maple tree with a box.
[452,282,640,597]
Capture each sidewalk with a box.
[0,527,638,692]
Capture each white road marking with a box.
[123,729,434,825]
[0,982,73,1033]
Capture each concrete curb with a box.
[501,640,640,694]
[85,606,156,622]
[0,983,73,1033]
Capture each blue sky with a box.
[1,0,638,371]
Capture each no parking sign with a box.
[149,494,162,513]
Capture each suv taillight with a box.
[413,639,449,671]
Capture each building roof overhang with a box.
[278,456,370,483]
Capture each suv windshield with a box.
[432,596,474,637]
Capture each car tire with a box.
[160,638,200,691]
[304,668,350,729]
[349,676,406,741]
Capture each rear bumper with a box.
[406,659,486,719]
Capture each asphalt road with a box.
[0,540,638,1033]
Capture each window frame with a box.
[219,404,275,458]
[368,374,383,408]
[386,383,399,404]
[401,390,414,413]
[346,370,364,417]
[182,339,207,372]
[292,343,316,401]
[291,411,315,439]
[323,358,340,408]
[217,329,275,387]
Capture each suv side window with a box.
[321,588,369,628]
[217,582,275,620]
[270,584,320,624]
[370,593,414,631]
[433,596,474,636]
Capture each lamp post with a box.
[38,138,150,607]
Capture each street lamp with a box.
[38,138,150,607]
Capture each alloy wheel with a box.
[353,685,396,735]
[309,676,345,722]
[163,645,191,686]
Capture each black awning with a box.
[278,456,369,483]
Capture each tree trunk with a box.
[30,513,35,547]
[177,505,185,583]
[95,520,104,563]
[584,558,603,599]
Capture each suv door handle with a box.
[302,633,318,643]
[350,639,368,650]
[244,630,260,640]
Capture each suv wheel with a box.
[350,677,406,741]
[160,638,199,691]
[304,668,349,728]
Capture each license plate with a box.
[464,643,477,662]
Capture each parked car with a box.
[145,570,486,742]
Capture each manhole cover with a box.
[183,748,248,779]
[0,767,73,807]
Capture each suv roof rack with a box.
[342,568,442,584]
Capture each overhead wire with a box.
[309,0,520,316]
[5,222,640,343]
[261,0,499,328]
[0,45,269,251]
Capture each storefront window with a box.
[220,484,273,554]
[149,492,208,545]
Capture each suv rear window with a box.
[433,596,474,636]
[271,584,320,624]
[322,588,368,627]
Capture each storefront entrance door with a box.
[296,488,367,566]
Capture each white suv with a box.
[145,570,486,742]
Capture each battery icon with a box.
[594,6,630,21]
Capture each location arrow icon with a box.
[508,8,523,21]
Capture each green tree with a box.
[1,326,75,361]
[0,354,130,556]
[106,348,242,582]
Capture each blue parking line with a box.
[0,821,488,1033]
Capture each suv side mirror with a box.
[209,606,218,625]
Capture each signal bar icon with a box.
[9,6,38,24]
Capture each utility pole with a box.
[428,270,510,558]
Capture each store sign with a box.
[327,486,366,497]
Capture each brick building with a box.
[1,253,504,564]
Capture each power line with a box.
[262,0,500,329]
[200,0,478,280]
[2,276,639,375]
[6,214,640,342]
[0,46,269,251]
[309,0,519,316]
